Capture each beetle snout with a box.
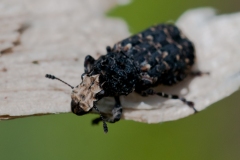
[71,100,90,116]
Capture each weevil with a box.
[46,24,199,133]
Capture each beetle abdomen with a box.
[113,24,195,88]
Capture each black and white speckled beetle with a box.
[46,24,198,133]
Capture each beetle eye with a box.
[71,100,90,116]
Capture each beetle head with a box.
[45,74,108,133]
[71,74,103,115]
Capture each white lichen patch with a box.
[0,3,239,124]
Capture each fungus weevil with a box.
[46,24,199,133]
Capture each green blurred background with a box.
[1,0,240,159]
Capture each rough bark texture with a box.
[0,1,239,123]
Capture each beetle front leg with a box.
[92,96,122,125]
[107,96,122,123]
[190,71,210,76]
[84,55,96,73]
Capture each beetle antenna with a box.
[45,74,74,89]
[93,105,108,133]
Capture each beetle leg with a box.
[107,96,122,123]
[84,55,96,73]
[92,96,122,125]
[106,46,112,52]
[140,89,198,113]
[190,71,210,76]
[92,117,102,125]
[92,105,108,133]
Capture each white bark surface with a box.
[0,1,239,123]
